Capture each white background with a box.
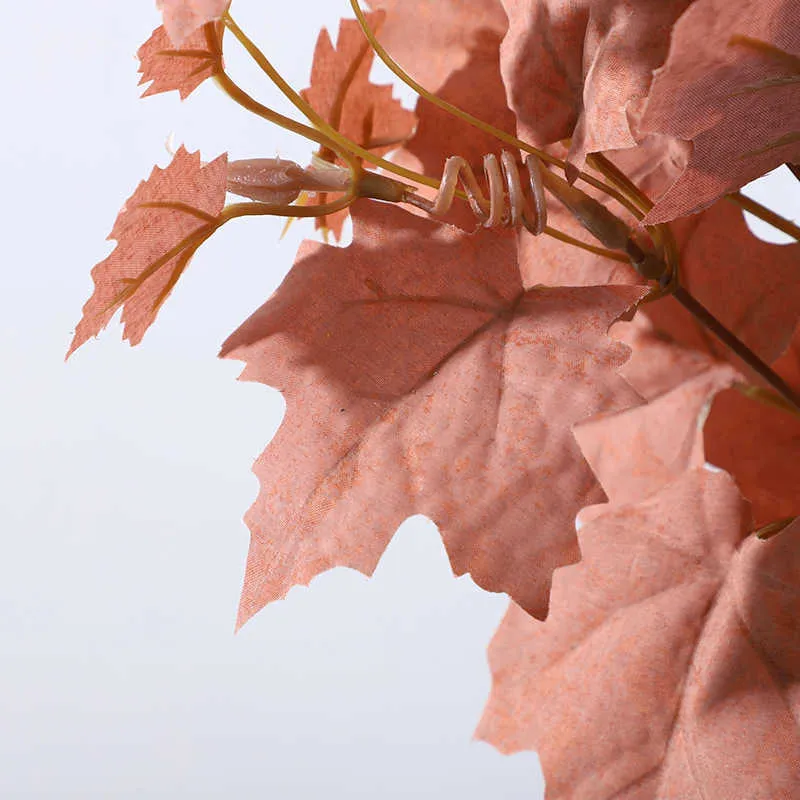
[1,1,796,797]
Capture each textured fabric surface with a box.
[220,201,646,628]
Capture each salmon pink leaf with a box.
[612,312,722,401]
[498,0,693,169]
[156,0,230,47]
[573,365,739,512]
[138,24,222,100]
[613,314,800,531]
[705,332,800,527]
[68,147,227,355]
[477,374,800,798]
[476,477,800,800]
[641,0,800,223]
[366,0,509,94]
[220,202,646,628]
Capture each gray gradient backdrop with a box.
[2,1,797,798]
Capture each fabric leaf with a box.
[366,0,509,94]
[300,12,416,240]
[497,0,693,169]
[220,201,646,628]
[68,147,227,355]
[612,309,800,531]
[476,375,800,799]
[704,331,800,527]
[155,0,230,47]
[476,483,800,800]
[137,24,222,100]
[641,0,800,223]
[573,365,739,512]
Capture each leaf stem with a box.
[214,18,619,259]
[584,152,680,280]
[346,0,642,216]
[106,191,357,315]
[673,286,800,413]
[755,516,797,540]
[541,228,630,263]
[221,12,441,191]
[734,382,800,419]
[727,191,800,242]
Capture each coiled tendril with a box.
[427,151,548,235]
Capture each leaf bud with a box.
[226,157,352,204]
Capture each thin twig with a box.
[345,0,643,218]
[734,382,800,419]
[673,287,800,413]
[727,192,800,241]
[755,516,797,540]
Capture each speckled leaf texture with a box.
[641,0,800,223]
[138,24,221,100]
[221,202,646,628]
[68,147,227,354]
[498,0,694,169]
[477,374,800,799]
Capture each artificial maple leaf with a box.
[520,184,800,526]
[387,4,800,531]
[68,147,227,355]
[299,12,416,240]
[477,375,800,799]
[365,0,509,94]
[704,331,800,527]
[156,0,229,48]
[609,273,800,530]
[220,201,646,628]
[612,312,723,401]
[641,0,800,223]
[476,496,800,800]
[573,365,740,514]
[497,0,694,171]
[137,23,222,100]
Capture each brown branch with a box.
[673,287,800,413]
[727,192,800,241]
